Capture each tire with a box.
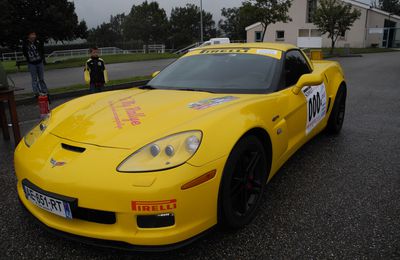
[327,84,347,134]
[218,135,269,229]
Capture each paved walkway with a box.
[9,59,176,94]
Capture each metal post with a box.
[200,0,204,43]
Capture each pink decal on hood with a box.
[109,96,145,129]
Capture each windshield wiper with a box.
[175,88,214,93]
[139,85,213,93]
[139,85,157,90]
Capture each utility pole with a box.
[200,0,204,43]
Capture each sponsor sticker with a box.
[302,83,327,135]
[199,49,250,54]
[185,48,282,59]
[188,96,238,110]
[109,96,145,129]
[131,199,177,212]
[256,49,278,56]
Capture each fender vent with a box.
[61,143,86,153]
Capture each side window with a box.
[284,50,311,87]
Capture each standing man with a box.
[22,31,48,97]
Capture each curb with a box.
[15,80,150,106]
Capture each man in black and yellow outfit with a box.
[84,47,108,93]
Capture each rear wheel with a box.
[218,136,269,229]
[327,84,347,134]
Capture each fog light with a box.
[137,213,175,228]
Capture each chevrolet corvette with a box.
[15,43,346,250]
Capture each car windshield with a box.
[147,53,281,93]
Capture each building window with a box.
[276,31,285,41]
[306,0,318,23]
[255,31,263,42]
[310,29,321,37]
[299,29,310,37]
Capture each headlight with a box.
[117,131,202,172]
[24,114,50,147]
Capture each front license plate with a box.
[23,185,73,219]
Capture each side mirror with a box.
[151,71,160,78]
[292,74,323,95]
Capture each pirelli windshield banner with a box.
[185,48,283,60]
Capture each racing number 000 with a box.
[308,92,321,122]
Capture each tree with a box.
[170,4,217,49]
[0,0,87,49]
[219,2,260,40]
[87,23,120,47]
[76,21,89,40]
[123,1,169,50]
[313,0,361,54]
[246,0,292,41]
[110,14,126,39]
[87,14,125,47]
[372,0,400,15]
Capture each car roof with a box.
[197,42,297,52]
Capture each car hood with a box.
[50,88,249,149]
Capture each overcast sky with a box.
[72,0,371,29]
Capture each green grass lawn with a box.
[2,60,17,73]
[2,53,179,74]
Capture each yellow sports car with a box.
[15,43,346,250]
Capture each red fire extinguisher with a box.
[38,94,50,118]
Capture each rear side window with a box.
[284,50,311,87]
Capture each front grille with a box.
[73,207,116,224]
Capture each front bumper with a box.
[19,197,213,252]
[15,136,227,247]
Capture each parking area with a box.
[1,52,399,259]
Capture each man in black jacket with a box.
[22,31,48,96]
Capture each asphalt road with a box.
[9,59,176,94]
[1,52,399,259]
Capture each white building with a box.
[246,0,400,48]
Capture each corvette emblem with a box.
[50,158,66,168]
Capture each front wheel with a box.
[327,84,347,134]
[218,136,269,229]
